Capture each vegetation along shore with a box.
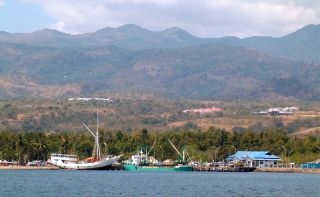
[0,127,319,166]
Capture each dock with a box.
[192,166,255,172]
[255,167,320,174]
[192,166,320,173]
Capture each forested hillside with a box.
[0,42,319,100]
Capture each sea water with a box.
[0,170,319,196]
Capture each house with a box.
[253,106,298,116]
[226,151,281,168]
[182,107,223,114]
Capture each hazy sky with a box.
[0,0,319,37]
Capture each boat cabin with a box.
[49,153,78,165]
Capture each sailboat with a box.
[52,110,122,170]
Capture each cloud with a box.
[0,0,4,6]
[24,0,320,37]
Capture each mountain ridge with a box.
[0,24,319,62]
[0,24,320,100]
[0,41,319,100]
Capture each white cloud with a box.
[0,0,4,6]
[25,0,320,37]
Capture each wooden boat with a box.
[50,110,121,170]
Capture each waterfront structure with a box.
[226,151,281,168]
[0,160,17,166]
[301,158,320,168]
[300,163,320,168]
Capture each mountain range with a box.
[0,24,320,100]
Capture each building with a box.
[226,151,281,168]
[253,107,298,116]
[68,97,113,102]
[182,107,222,114]
[301,158,320,169]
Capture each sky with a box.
[0,0,319,38]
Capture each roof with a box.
[226,151,281,161]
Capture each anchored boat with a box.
[49,110,121,170]
[123,140,193,171]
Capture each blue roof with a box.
[226,151,281,161]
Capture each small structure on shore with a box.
[301,158,320,169]
[0,160,17,166]
[226,151,281,168]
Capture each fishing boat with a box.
[123,140,193,171]
[49,110,121,170]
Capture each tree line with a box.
[0,127,319,165]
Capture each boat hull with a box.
[123,164,193,171]
[56,156,121,170]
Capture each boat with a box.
[123,140,193,171]
[53,155,121,170]
[49,153,78,166]
[49,110,122,170]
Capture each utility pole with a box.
[231,145,237,154]
[160,146,164,161]
[215,146,221,163]
[281,145,287,165]
[103,142,107,156]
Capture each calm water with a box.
[0,170,319,197]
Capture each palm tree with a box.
[16,134,26,165]
[31,138,48,162]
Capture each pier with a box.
[192,166,255,172]
[255,167,320,174]
[192,166,320,173]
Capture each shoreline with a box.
[0,166,59,170]
[1,166,320,174]
[254,167,320,174]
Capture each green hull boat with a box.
[124,139,193,172]
[124,164,193,171]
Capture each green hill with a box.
[0,41,319,100]
[1,24,320,62]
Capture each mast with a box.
[146,141,157,156]
[168,139,183,158]
[182,149,185,161]
[82,109,101,161]
[96,109,101,160]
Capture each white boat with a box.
[55,155,121,170]
[50,110,122,170]
[49,153,78,166]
